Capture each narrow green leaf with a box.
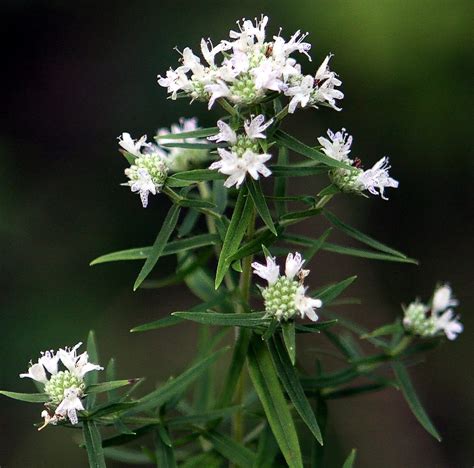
[314,276,357,305]
[105,358,117,402]
[280,208,322,222]
[178,209,200,237]
[392,361,441,441]
[274,146,288,218]
[270,164,328,177]
[103,447,152,465]
[269,336,323,445]
[181,452,223,468]
[213,179,228,214]
[155,426,177,468]
[305,228,332,261]
[295,320,338,334]
[324,210,408,258]
[90,233,218,266]
[86,379,137,394]
[342,448,357,468]
[362,322,403,339]
[247,178,277,235]
[215,186,253,288]
[178,198,216,209]
[0,391,48,403]
[173,311,268,328]
[254,424,279,468]
[228,227,280,263]
[155,126,218,140]
[324,382,396,399]
[168,406,241,427]
[85,330,99,408]
[168,169,225,182]
[203,430,256,467]
[134,204,181,290]
[317,184,340,197]
[161,142,217,149]
[126,347,228,415]
[247,336,303,468]
[87,402,138,418]
[282,321,296,365]
[131,315,184,333]
[262,319,279,341]
[273,130,354,170]
[82,420,106,468]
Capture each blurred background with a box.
[1,0,472,466]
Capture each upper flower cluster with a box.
[252,252,322,321]
[119,118,209,207]
[208,114,273,188]
[403,284,463,340]
[318,128,399,200]
[158,15,343,112]
[20,342,103,427]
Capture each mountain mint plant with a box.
[2,14,464,467]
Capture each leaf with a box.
[324,382,397,399]
[314,276,357,305]
[228,227,280,263]
[213,179,228,214]
[247,178,277,235]
[282,321,296,365]
[342,448,357,468]
[168,406,241,427]
[254,424,279,468]
[167,169,225,184]
[155,426,177,468]
[87,402,138,418]
[181,452,223,468]
[274,146,288,218]
[247,336,303,468]
[215,186,253,288]
[105,358,117,402]
[131,315,184,333]
[134,204,181,290]
[86,379,137,394]
[103,447,152,465]
[161,141,218,150]
[0,391,49,403]
[362,322,403,339]
[85,330,99,408]
[392,361,441,441]
[203,430,256,467]
[305,228,332,261]
[155,126,218,140]
[270,164,328,177]
[269,336,323,446]
[178,209,200,237]
[295,320,338,334]
[324,210,408,259]
[126,347,228,415]
[173,311,268,328]
[90,233,219,266]
[280,208,322,222]
[273,130,354,170]
[317,184,340,197]
[82,420,106,468]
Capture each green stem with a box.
[233,206,256,443]
[274,104,289,122]
[315,193,334,210]
[218,98,238,116]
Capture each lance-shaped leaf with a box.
[168,406,241,427]
[83,420,107,468]
[134,204,181,290]
[269,336,323,445]
[304,228,332,261]
[281,321,296,365]
[85,330,99,408]
[247,178,277,235]
[392,361,441,441]
[323,210,408,259]
[167,169,225,187]
[126,347,228,415]
[160,141,219,150]
[274,146,288,218]
[103,447,153,465]
[90,233,219,266]
[342,448,357,468]
[270,164,328,177]
[273,130,353,170]
[247,336,303,468]
[155,426,177,468]
[86,379,138,394]
[0,391,49,403]
[173,311,268,328]
[215,186,253,288]
[314,276,357,305]
[203,430,256,467]
[131,315,184,333]
[155,126,218,140]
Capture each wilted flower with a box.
[252,252,322,321]
[20,343,103,427]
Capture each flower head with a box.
[252,252,322,321]
[403,284,463,341]
[355,157,399,200]
[20,343,102,427]
[318,128,353,163]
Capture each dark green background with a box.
[1,1,472,466]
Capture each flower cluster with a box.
[208,114,273,187]
[20,343,102,427]
[119,118,209,207]
[158,15,343,112]
[403,284,463,340]
[252,252,322,321]
[318,128,399,200]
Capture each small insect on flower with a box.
[252,252,322,322]
[403,283,463,340]
[19,343,103,428]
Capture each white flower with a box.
[208,120,237,144]
[295,285,322,321]
[318,128,353,163]
[209,148,271,188]
[254,251,322,322]
[58,343,103,379]
[252,59,285,92]
[244,115,273,139]
[38,410,59,431]
[311,55,344,110]
[431,284,459,314]
[286,75,314,113]
[206,80,232,109]
[314,54,334,82]
[356,157,399,200]
[39,350,60,375]
[435,309,463,341]
[285,252,305,279]
[118,133,149,157]
[251,256,280,285]
[55,387,85,425]
[274,30,311,60]
[128,168,156,208]
[20,362,48,384]
[157,67,190,100]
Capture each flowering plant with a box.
[1,15,463,467]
